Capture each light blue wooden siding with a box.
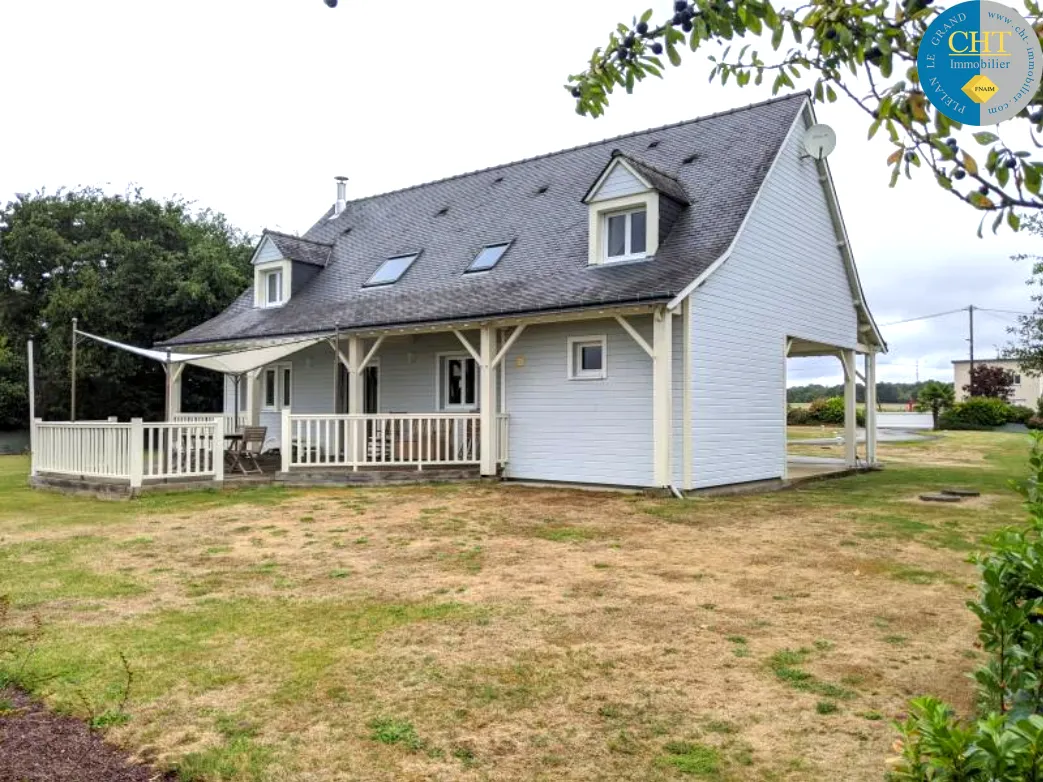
[689,114,858,489]
[253,237,283,264]
[378,331,480,413]
[503,318,654,487]
[590,163,647,202]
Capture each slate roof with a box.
[263,230,332,267]
[165,92,807,347]
[587,153,691,206]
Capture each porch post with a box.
[28,338,36,478]
[653,307,674,487]
[841,349,857,467]
[866,351,878,465]
[348,336,363,463]
[479,325,495,476]
[247,369,262,426]
[129,418,144,489]
[213,415,225,485]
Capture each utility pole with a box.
[968,305,976,396]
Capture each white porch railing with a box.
[35,420,134,480]
[141,421,221,480]
[284,413,496,470]
[174,412,239,433]
[32,417,225,488]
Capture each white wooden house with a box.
[145,92,884,491]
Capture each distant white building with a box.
[952,358,1042,407]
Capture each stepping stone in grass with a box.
[940,488,981,498]
[920,493,962,503]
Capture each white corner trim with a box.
[666,102,808,312]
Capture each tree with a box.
[0,187,254,427]
[916,380,955,429]
[567,1,1043,234]
[966,364,1016,401]
[1008,216,1043,380]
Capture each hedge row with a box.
[787,397,865,428]
[937,398,1035,430]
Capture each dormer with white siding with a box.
[583,151,689,266]
[251,230,333,309]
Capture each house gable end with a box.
[585,159,651,203]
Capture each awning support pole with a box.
[70,317,78,422]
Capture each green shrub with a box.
[787,407,811,425]
[808,397,844,424]
[802,397,866,428]
[1008,405,1035,425]
[889,434,1043,778]
[938,397,1011,430]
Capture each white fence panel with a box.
[174,412,239,433]
[287,413,483,470]
[33,421,133,479]
[141,422,220,480]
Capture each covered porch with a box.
[785,335,882,479]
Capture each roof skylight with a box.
[365,253,419,286]
[465,242,511,274]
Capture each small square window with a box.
[365,253,419,286]
[568,336,607,380]
[466,242,511,273]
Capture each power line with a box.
[880,308,968,327]
[978,307,1032,317]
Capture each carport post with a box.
[865,352,878,465]
[841,349,857,467]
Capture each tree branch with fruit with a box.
[566,0,1043,233]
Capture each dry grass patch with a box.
[0,433,1031,780]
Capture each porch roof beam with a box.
[358,336,385,372]
[614,315,654,358]
[327,339,352,373]
[492,325,526,368]
[452,329,482,364]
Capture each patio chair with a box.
[229,426,266,475]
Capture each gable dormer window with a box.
[263,269,283,306]
[605,209,647,261]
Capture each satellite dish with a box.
[802,124,837,160]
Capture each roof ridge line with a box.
[320,91,810,217]
[264,228,334,247]
[616,153,683,184]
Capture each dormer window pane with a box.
[631,211,647,254]
[264,269,283,306]
[605,209,647,261]
[365,253,419,286]
[607,215,627,257]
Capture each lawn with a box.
[0,432,1033,781]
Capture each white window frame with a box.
[603,208,648,263]
[436,352,478,410]
[587,191,659,266]
[254,259,291,308]
[261,363,292,411]
[567,335,607,381]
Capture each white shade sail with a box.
[77,330,330,375]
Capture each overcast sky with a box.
[3,0,1039,386]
